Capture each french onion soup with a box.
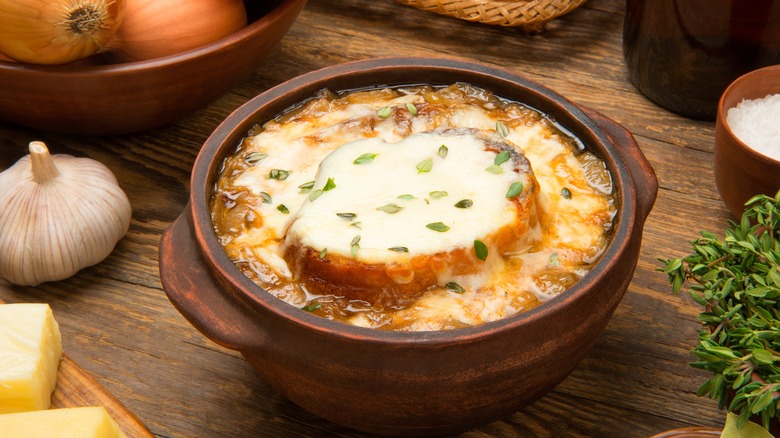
[210,84,616,331]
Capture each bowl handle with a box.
[583,107,658,221]
[159,207,265,351]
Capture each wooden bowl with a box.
[158,57,658,436]
[715,65,780,218]
[0,0,307,136]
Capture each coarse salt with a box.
[725,93,780,161]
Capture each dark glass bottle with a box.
[623,0,780,120]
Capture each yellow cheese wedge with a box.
[0,303,63,413]
[0,406,127,438]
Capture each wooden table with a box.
[0,0,737,436]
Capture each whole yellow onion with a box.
[0,0,125,65]
[105,0,247,62]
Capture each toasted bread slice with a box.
[283,128,539,307]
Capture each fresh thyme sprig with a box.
[659,191,780,431]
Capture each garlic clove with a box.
[0,141,132,286]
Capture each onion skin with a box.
[0,0,125,65]
[106,0,247,62]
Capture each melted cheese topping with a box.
[288,131,525,261]
[211,84,616,331]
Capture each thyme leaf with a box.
[485,165,503,174]
[269,169,291,180]
[350,235,360,256]
[299,180,315,193]
[416,158,433,174]
[276,204,289,214]
[426,222,450,232]
[377,203,403,214]
[474,240,488,261]
[336,212,357,221]
[494,150,511,166]
[438,145,448,159]
[309,189,323,202]
[245,152,268,163]
[446,282,465,293]
[495,121,509,137]
[455,199,473,208]
[549,253,560,268]
[303,303,322,312]
[323,177,336,192]
[354,153,378,165]
[506,182,524,198]
[377,106,392,118]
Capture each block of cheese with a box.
[0,303,63,414]
[0,406,127,438]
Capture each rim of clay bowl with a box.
[649,427,721,438]
[191,56,637,345]
[0,0,304,74]
[718,64,780,166]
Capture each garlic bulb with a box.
[0,141,132,286]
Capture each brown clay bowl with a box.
[650,427,722,438]
[159,57,658,436]
[0,0,307,136]
[715,64,780,218]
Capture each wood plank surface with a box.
[0,297,152,437]
[0,0,749,436]
[52,354,154,438]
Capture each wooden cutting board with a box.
[0,298,152,437]
[50,353,154,438]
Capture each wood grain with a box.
[52,354,153,438]
[0,298,151,436]
[0,0,740,436]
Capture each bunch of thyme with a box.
[660,191,780,430]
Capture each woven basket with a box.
[394,0,588,33]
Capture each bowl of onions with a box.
[0,0,308,136]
